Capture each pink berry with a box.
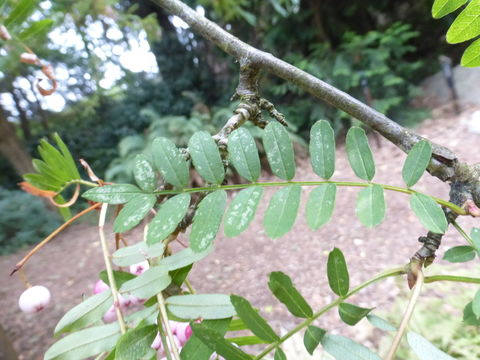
[129,261,149,275]
[18,285,51,314]
[93,279,109,294]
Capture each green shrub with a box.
[0,187,61,255]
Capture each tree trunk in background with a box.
[11,90,31,140]
[0,106,34,176]
[0,323,18,360]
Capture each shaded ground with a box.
[1,104,480,359]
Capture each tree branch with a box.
[150,0,458,182]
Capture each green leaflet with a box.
[338,303,372,326]
[166,294,236,320]
[264,185,301,239]
[188,131,225,184]
[442,245,476,263]
[133,154,157,192]
[83,184,143,205]
[230,295,279,343]
[263,121,296,180]
[152,137,189,189]
[464,301,480,326]
[366,314,396,331]
[345,127,375,181]
[407,332,455,360]
[228,128,261,182]
[410,193,448,234]
[268,272,313,318]
[306,184,336,230]
[115,324,158,360]
[402,140,432,187]
[119,265,171,299]
[44,323,120,360]
[303,325,326,355]
[4,0,36,28]
[274,348,287,360]
[190,190,227,252]
[147,193,191,245]
[446,0,480,44]
[113,194,157,233]
[160,246,213,271]
[191,323,252,360]
[224,187,263,237]
[472,289,480,319]
[112,242,165,267]
[18,19,54,40]
[355,184,385,227]
[471,228,480,254]
[461,38,480,67]
[309,120,335,179]
[432,0,468,18]
[327,248,349,297]
[321,334,382,360]
[54,291,112,336]
[99,270,135,288]
[181,319,231,360]
[31,159,65,187]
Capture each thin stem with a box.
[157,293,181,360]
[98,203,126,334]
[385,269,424,360]
[56,179,98,194]
[254,267,406,359]
[10,202,101,275]
[185,278,196,294]
[152,180,465,215]
[157,313,173,360]
[451,220,474,246]
[424,274,480,284]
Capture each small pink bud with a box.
[0,25,11,41]
[176,322,192,346]
[93,279,109,294]
[129,260,149,275]
[102,305,117,323]
[18,285,51,314]
[20,53,40,65]
[151,332,163,351]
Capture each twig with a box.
[98,203,126,334]
[150,0,459,183]
[10,202,101,275]
[385,268,424,360]
[157,292,181,360]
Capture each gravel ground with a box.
[1,104,479,359]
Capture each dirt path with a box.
[1,105,479,359]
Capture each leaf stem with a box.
[10,202,101,275]
[98,203,126,334]
[385,269,424,360]
[254,266,406,359]
[151,180,465,215]
[157,292,181,360]
[451,220,474,246]
[424,274,480,284]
